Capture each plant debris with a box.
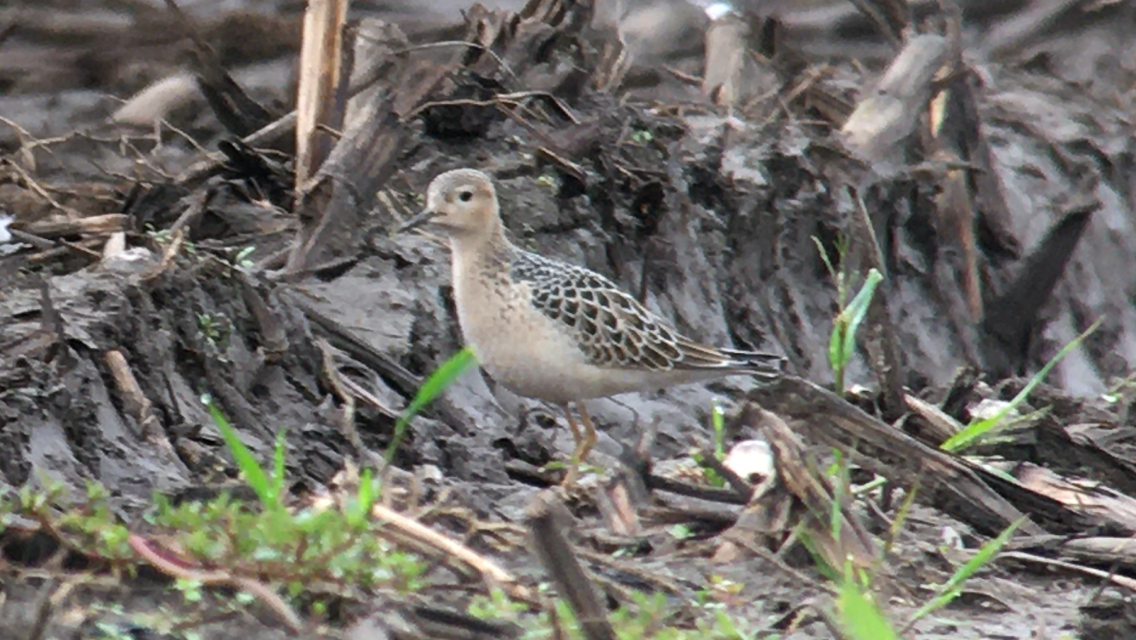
[2,0,1135,637]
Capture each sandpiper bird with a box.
[398,168,784,480]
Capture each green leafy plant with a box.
[197,313,218,341]
[710,400,727,459]
[814,449,1021,639]
[630,128,654,144]
[828,269,882,396]
[901,517,1025,632]
[233,246,256,268]
[669,524,696,540]
[836,559,898,640]
[940,319,1100,453]
[50,481,133,560]
[346,467,378,529]
[143,478,429,596]
[386,346,478,463]
[175,578,204,603]
[813,236,882,396]
[535,172,558,189]
[119,349,476,603]
[203,394,286,513]
[695,400,729,487]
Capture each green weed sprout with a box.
[941,318,1100,453]
[837,558,898,640]
[203,346,476,509]
[385,346,478,463]
[203,394,287,513]
[828,269,882,396]
[822,449,1021,639]
[901,517,1025,633]
[813,236,882,396]
[696,400,729,487]
[711,401,726,459]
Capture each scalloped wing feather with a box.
[512,250,784,376]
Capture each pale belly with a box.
[475,342,683,404]
[463,307,608,404]
[456,277,679,404]
[450,251,717,404]
[463,305,716,404]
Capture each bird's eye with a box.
[458,190,473,202]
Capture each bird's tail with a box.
[719,347,786,381]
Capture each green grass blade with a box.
[828,321,845,378]
[348,467,377,528]
[812,236,838,280]
[271,427,288,509]
[908,517,1025,624]
[202,394,272,506]
[954,406,1052,450]
[384,347,478,463]
[941,318,1100,453]
[710,400,726,459]
[885,479,920,558]
[839,268,883,365]
[837,562,897,640]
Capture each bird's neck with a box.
[451,225,512,273]
[451,227,515,302]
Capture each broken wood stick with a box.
[104,350,163,444]
[294,0,349,191]
[527,491,615,640]
[283,22,445,275]
[745,407,882,575]
[841,33,948,165]
[703,13,749,107]
[747,376,1048,537]
[370,502,530,600]
[21,214,128,238]
[161,0,274,136]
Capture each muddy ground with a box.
[2,0,1136,638]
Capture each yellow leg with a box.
[560,405,581,486]
[559,404,595,487]
[576,403,597,464]
[562,403,582,446]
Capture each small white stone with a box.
[723,438,775,483]
[970,398,1019,422]
[101,247,157,275]
[0,213,27,256]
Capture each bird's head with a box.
[397,168,500,240]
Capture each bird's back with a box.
[508,247,784,380]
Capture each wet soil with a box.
[2,0,1136,638]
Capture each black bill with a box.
[395,209,437,235]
